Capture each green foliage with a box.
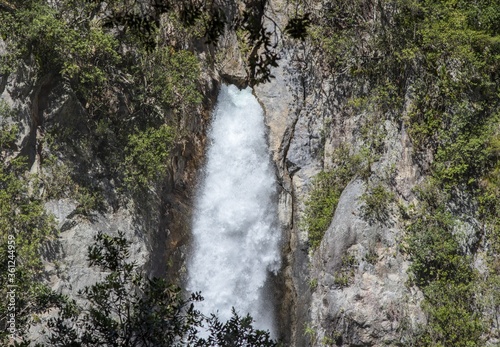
[45,231,203,346]
[0,124,54,271]
[205,308,277,346]
[349,81,403,122]
[0,122,56,343]
[333,254,357,288]
[0,2,120,85]
[414,283,483,347]
[397,3,500,176]
[303,170,343,250]
[0,0,309,197]
[407,202,473,286]
[1,1,205,195]
[124,124,174,190]
[136,46,202,119]
[308,0,369,72]
[74,186,103,216]
[399,1,500,343]
[360,183,395,225]
[0,103,18,146]
[303,146,369,249]
[308,277,318,290]
[405,185,484,346]
[11,0,307,86]
[41,231,277,347]
[303,324,318,345]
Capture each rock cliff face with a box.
[3,0,499,346]
[254,48,425,346]
[252,1,427,345]
[2,1,422,343]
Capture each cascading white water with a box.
[187,84,281,333]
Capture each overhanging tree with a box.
[36,232,277,347]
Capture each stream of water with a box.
[187,84,281,333]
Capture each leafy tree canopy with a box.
[12,232,278,347]
[0,0,311,86]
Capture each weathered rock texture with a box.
[251,1,428,345]
[1,0,440,345]
[256,58,426,346]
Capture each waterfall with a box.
[187,84,281,333]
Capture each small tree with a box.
[40,232,276,347]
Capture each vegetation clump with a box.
[303,146,369,249]
[124,124,174,190]
[333,254,358,288]
[359,183,394,225]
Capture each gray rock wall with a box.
[256,63,426,345]
[251,1,428,345]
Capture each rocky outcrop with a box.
[254,49,310,345]
[251,1,429,345]
[256,60,427,345]
[308,179,424,346]
[43,199,149,297]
